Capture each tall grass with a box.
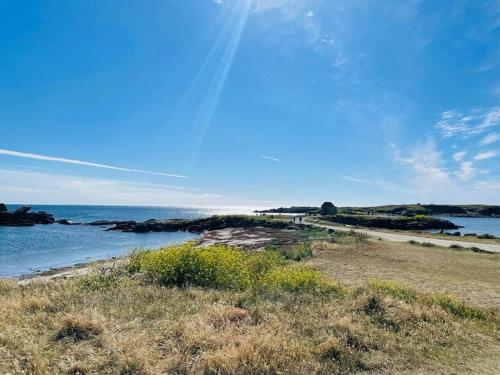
[368,279,491,320]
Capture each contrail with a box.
[0,148,190,178]
[261,155,280,162]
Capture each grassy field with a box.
[307,234,500,309]
[0,234,498,374]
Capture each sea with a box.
[0,205,252,278]
[437,216,500,237]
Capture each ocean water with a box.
[0,205,252,277]
[437,216,500,237]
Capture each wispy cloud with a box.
[260,154,280,162]
[0,148,190,178]
[474,150,497,160]
[452,151,467,161]
[456,161,475,181]
[342,175,412,194]
[435,106,500,138]
[479,132,500,146]
[394,140,449,182]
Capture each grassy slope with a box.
[0,234,499,374]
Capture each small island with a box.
[0,203,55,226]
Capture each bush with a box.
[261,265,345,295]
[139,242,257,290]
[132,242,344,296]
[127,249,152,273]
[280,242,314,261]
[414,214,429,220]
[477,233,496,239]
[424,293,490,320]
[368,280,416,303]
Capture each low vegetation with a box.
[317,214,458,230]
[1,235,498,374]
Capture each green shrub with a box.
[139,242,255,290]
[127,249,152,274]
[279,242,314,261]
[424,293,490,320]
[368,280,416,303]
[261,265,345,295]
[133,242,344,295]
[368,280,491,320]
[477,233,496,239]
[414,214,429,220]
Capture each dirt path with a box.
[305,219,500,253]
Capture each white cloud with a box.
[474,150,497,160]
[452,151,467,161]
[456,161,475,181]
[0,168,268,207]
[479,132,500,146]
[394,139,449,182]
[261,155,280,162]
[0,148,189,179]
[342,175,414,194]
[435,106,500,138]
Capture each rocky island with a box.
[91,215,298,233]
[0,204,55,226]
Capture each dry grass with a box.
[308,238,500,310]
[0,239,499,374]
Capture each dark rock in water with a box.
[56,219,72,225]
[0,206,55,226]
[0,203,7,212]
[463,233,477,237]
[87,220,136,226]
[101,215,295,234]
[14,206,31,214]
[56,219,81,225]
[451,232,461,236]
[320,202,338,216]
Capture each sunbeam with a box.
[165,0,251,168]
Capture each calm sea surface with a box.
[0,205,252,277]
[437,216,500,237]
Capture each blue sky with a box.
[1,0,499,207]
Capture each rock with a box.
[56,219,81,225]
[14,206,31,214]
[451,232,461,236]
[87,220,135,226]
[186,225,204,233]
[0,203,7,212]
[103,215,296,234]
[320,202,338,215]
[463,233,477,237]
[0,207,54,226]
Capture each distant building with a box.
[320,202,338,215]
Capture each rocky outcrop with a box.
[94,215,296,234]
[255,206,319,214]
[0,203,7,212]
[0,205,55,226]
[56,219,82,225]
[322,214,459,230]
[320,202,338,216]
